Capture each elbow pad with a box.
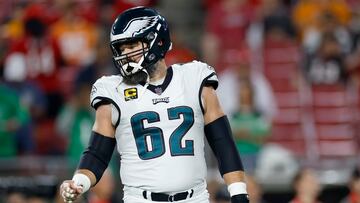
[78,131,116,184]
[204,116,244,176]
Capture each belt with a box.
[142,189,194,202]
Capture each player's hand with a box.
[60,180,83,203]
[231,194,249,203]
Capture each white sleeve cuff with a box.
[72,173,91,193]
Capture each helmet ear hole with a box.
[148,54,156,61]
[158,40,163,46]
[146,32,155,41]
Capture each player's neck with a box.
[149,60,167,83]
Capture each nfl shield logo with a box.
[155,87,163,95]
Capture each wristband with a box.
[231,194,249,203]
[72,173,91,193]
[228,182,247,196]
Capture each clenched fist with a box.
[60,180,84,203]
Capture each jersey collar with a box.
[140,66,173,95]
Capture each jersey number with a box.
[130,106,194,160]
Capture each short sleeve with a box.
[190,61,219,114]
[89,77,121,128]
[198,61,219,90]
[90,78,113,110]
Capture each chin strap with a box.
[122,62,143,76]
[120,46,147,76]
[142,68,150,84]
[138,68,150,101]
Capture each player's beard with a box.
[122,62,158,85]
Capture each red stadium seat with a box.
[262,39,309,157]
[274,92,301,108]
[310,84,358,158]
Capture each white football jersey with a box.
[90,61,218,193]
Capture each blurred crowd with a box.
[0,0,360,202]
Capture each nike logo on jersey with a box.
[152,97,169,105]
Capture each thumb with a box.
[75,185,84,194]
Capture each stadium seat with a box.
[262,38,310,157]
[310,84,358,158]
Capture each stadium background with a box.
[0,0,359,202]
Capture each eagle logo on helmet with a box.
[123,16,158,37]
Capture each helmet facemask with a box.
[111,32,162,85]
[111,40,154,85]
[111,40,149,75]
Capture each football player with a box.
[60,6,249,203]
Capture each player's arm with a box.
[75,104,116,186]
[60,104,116,202]
[202,86,249,203]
